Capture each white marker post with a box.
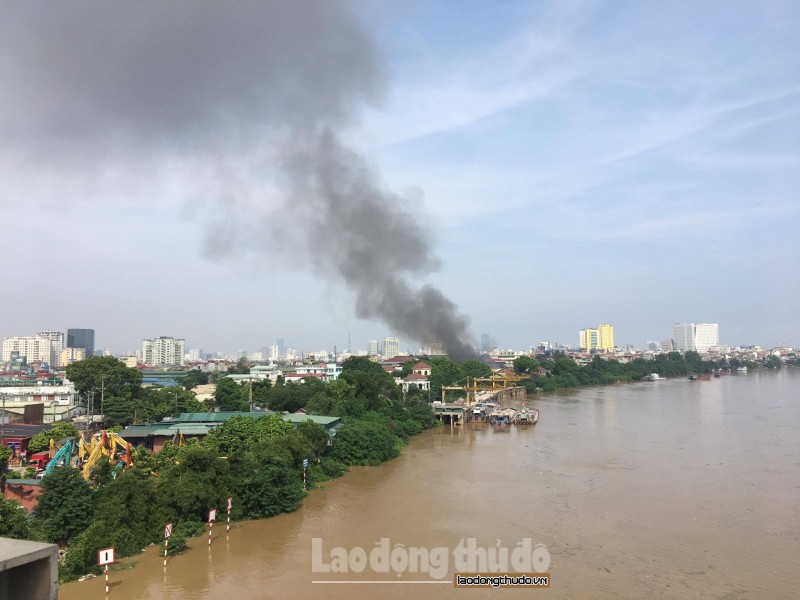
[303,458,308,491]
[163,523,173,567]
[208,508,217,545]
[98,547,115,595]
[226,497,232,533]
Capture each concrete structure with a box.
[598,324,614,351]
[66,328,94,359]
[2,332,64,367]
[382,336,400,359]
[673,323,719,353]
[58,347,85,366]
[142,336,186,366]
[368,340,378,356]
[580,324,614,352]
[0,537,58,600]
[579,328,599,351]
[0,380,80,406]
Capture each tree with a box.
[35,467,94,545]
[230,442,304,519]
[330,420,401,466]
[462,359,493,379]
[427,357,465,401]
[764,356,782,369]
[0,446,11,472]
[27,422,80,453]
[203,415,292,455]
[340,356,402,410]
[179,369,210,390]
[513,356,538,375]
[65,356,143,403]
[213,377,248,411]
[0,497,31,539]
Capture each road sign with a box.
[164,523,173,540]
[227,497,233,511]
[303,458,308,468]
[97,547,115,566]
[208,508,217,523]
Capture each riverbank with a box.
[60,370,800,599]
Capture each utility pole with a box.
[100,377,105,425]
[1,393,6,447]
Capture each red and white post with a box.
[208,508,217,545]
[226,497,232,533]
[163,523,172,567]
[97,547,115,596]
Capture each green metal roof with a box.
[176,411,276,422]
[4,479,42,486]
[281,414,341,429]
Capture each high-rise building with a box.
[187,348,202,362]
[580,324,614,352]
[480,334,491,353]
[368,340,378,356]
[67,328,95,360]
[579,328,599,351]
[142,336,185,366]
[2,332,64,366]
[382,336,400,358]
[423,342,445,356]
[59,347,85,366]
[672,323,719,353]
[276,338,285,358]
[597,324,614,352]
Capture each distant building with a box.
[480,333,491,353]
[67,328,95,359]
[580,324,614,352]
[59,347,85,366]
[672,323,719,353]
[382,336,400,358]
[276,338,285,358]
[142,336,185,366]
[368,340,378,356]
[2,332,63,366]
[661,339,674,353]
[187,348,202,362]
[423,342,445,356]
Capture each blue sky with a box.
[0,1,797,354]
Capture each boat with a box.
[736,366,748,373]
[697,374,711,381]
[642,373,662,381]
[688,375,697,381]
[516,406,539,424]
[489,407,517,425]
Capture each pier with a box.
[431,386,527,425]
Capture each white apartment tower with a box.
[2,331,64,366]
[672,323,719,353]
[382,336,400,359]
[368,340,378,356]
[142,336,186,366]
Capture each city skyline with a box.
[1,2,797,353]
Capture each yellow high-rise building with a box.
[598,324,614,352]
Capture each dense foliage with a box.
[11,357,439,583]
[27,422,80,453]
[518,351,762,393]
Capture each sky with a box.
[1,0,798,355]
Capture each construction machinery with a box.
[78,430,134,480]
[44,438,76,476]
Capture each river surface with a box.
[60,369,799,599]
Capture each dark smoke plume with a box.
[0,1,474,359]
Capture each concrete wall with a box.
[0,537,58,600]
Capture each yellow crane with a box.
[440,373,528,405]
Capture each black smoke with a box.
[0,1,474,359]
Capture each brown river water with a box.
[60,369,799,599]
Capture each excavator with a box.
[42,437,76,476]
[79,430,134,480]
